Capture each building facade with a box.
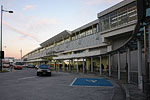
[22,0,150,94]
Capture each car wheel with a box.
[49,73,51,76]
[37,73,40,76]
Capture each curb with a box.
[121,84,130,100]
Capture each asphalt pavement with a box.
[0,68,125,100]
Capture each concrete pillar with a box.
[77,59,79,72]
[99,56,102,75]
[69,59,71,72]
[118,51,121,80]
[137,40,143,89]
[57,60,60,71]
[91,57,93,72]
[55,60,57,71]
[127,48,131,83]
[109,54,111,77]
[83,58,85,73]
[63,60,65,71]
[92,26,94,34]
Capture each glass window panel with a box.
[110,11,117,28]
[118,6,127,25]
[127,2,137,22]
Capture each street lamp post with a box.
[0,5,13,71]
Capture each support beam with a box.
[63,60,65,71]
[77,59,79,73]
[58,60,60,72]
[99,56,102,75]
[83,58,85,73]
[69,59,71,72]
[109,54,111,77]
[55,60,56,71]
[91,57,93,72]
[118,51,121,80]
[137,40,143,90]
[127,48,131,84]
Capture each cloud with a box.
[3,22,41,43]
[23,5,35,10]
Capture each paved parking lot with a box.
[0,68,125,100]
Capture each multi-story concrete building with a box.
[22,0,150,93]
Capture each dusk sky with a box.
[0,0,123,59]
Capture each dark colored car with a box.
[27,64,35,68]
[37,65,51,76]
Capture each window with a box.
[118,6,127,25]
[110,11,118,28]
[127,2,137,22]
[99,1,137,32]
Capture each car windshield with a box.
[16,62,24,65]
[39,65,50,69]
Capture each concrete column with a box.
[137,40,143,89]
[127,48,131,83]
[83,58,85,73]
[99,56,102,75]
[91,57,93,72]
[109,54,111,77]
[63,60,65,71]
[77,59,79,72]
[58,60,60,72]
[69,59,71,72]
[97,24,99,33]
[54,61,56,70]
[55,60,57,71]
[92,26,94,34]
[118,51,121,80]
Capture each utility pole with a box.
[20,49,22,61]
[0,5,3,71]
[0,5,13,71]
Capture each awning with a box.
[24,59,48,63]
[53,50,107,60]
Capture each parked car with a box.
[14,61,23,70]
[37,65,51,76]
[27,64,35,68]
[3,63,10,68]
[14,65,23,70]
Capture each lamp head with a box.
[8,11,13,13]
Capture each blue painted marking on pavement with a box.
[72,78,113,87]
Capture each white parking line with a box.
[17,76,37,80]
[70,78,77,86]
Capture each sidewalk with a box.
[86,71,147,100]
[107,72,147,100]
[120,83,147,100]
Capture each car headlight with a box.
[47,70,51,72]
[37,69,42,72]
